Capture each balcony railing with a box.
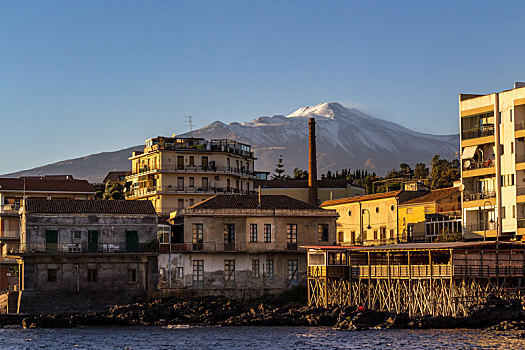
[466,221,496,232]
[128,186,256,198]
[463,190,496,202]
[0,204,20,215]
[463,159,495,171]
[158,241,312,253]
[436,203,461,214]
[130,165,256,177]
[11,242,158,254]
[518,218,525,229]
[516,122,525,131]
[461,124,495,141]
[0,231,20,239]
[146,142,254,158]
[517,187,525,196]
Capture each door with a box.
[88,230,98,252]
[126,231,139,252]
[177,156,184,170]
[45,230,58,252]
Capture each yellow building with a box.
[460,82,525,241]
[321,186,428,246]
[398,187,461,243]
[126,137,257,215]
[255,179,365,205]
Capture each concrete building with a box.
[255,179,365,206]
[460,82,525,241]
[103,171,131,185]
[10,199,158,314]
[126,137,257,216]
[321,184,429,246]
[0,176,95,291]
[398,186,461,242]
[158,195,337,297]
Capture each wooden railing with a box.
[350,264,452,278]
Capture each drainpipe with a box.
[359,202,363,245]
[494,93,502,240]
[74,265,79,292]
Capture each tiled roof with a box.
[188,195,322,210]
[321,191,402,207]
[254,179,359,189]
[0,176,94,193]
[25,199,156,215]
[103,171,131,183]
[400,187,460,206]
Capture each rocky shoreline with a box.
[3,293,524,332]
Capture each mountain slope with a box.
[2,102,459,182]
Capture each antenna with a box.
[185,115,193,137]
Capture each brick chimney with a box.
[308,118,318,206]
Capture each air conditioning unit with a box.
[215,176,220,180]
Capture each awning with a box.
[461,145,478,160]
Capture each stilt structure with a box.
[306,242,525,317]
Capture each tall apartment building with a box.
[126,137,257,215]
[460,82,525,241]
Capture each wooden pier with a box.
[306,242,525,317]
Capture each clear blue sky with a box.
[1,0,525,174]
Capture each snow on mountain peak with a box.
[287,102,347,119]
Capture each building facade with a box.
[158,195,337,296]
[0,176,95,291]
[321,185,429,246]
[460,82,525,241]
[255,179,365,206]
[126,137,257,215]
[398,186,461,242]
[12,199,158,314]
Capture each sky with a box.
[1,0,525,174]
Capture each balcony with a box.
[461,124,495,141]
[127,186,256,199]
[158,241,299,253]
[463,190,496,202]
[463,159,495,172]
[130,165,257,178]
[516,122,525,131]
[518,218,525,229]
[12,242,158,255]
[436,203,461,214]
[0,231,20,241]
[466,221,496,232]
[0,204,20,216]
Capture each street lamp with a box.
[362,208,372,244]
[481,200,493,242]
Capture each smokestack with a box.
[308,118,318,206]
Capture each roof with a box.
[336,241,525,252]
[400,187,460,206]
[25,199,156,215]
[254,179,359,189]
[103,171,131,183]
[187,194,323,211]
[0,176,94,193]
[302,245,358,250]
[321,191,402,207]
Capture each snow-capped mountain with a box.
[2,102,459,182]
[180,102,459,176]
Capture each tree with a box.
[272,155,286,180]
[429,155,460,189]
[293,168,308,180]
[103,182,126,200]
[93,183,105,200]
[434,228,463,242]
[414,162,429,179]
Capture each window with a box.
[287,224,297,244]
[348,210,352,216]
[128,269,137,283]
[193,260,204,287]
[501,145,504,155]
[288,259,298,285]
[88,269,97,282]
[511,142,514,154]
[202,177,208,190]
[48,269,57,282]
[176,267,183,279]
[189,198,194,206]
[224,224,235,243]
[227,158,231,171]
[224,260,235,286]
[158,225,171,243]
[318,224,329,242]
[177,177,184,190]
[202,156,208,168]
[266,259,274,279]
[193,223,203,244]
[252,259,260,278]
[380,227,386,240]
[177,199,184,209]
[351,231,356,244]
[73,231,81,239]
[373,230,378,240]
[502,206,506,219]
[328,252,347,265]
[189,156,195,167]
[502,174,515,187]
[189,177,194,188]
[264,224,272,242]
[177,156,184,170]
[391,205,394,211]
[375,207,379,213]
[338,231,344,243]
[249,224,257,242]
[390,229,395,240]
